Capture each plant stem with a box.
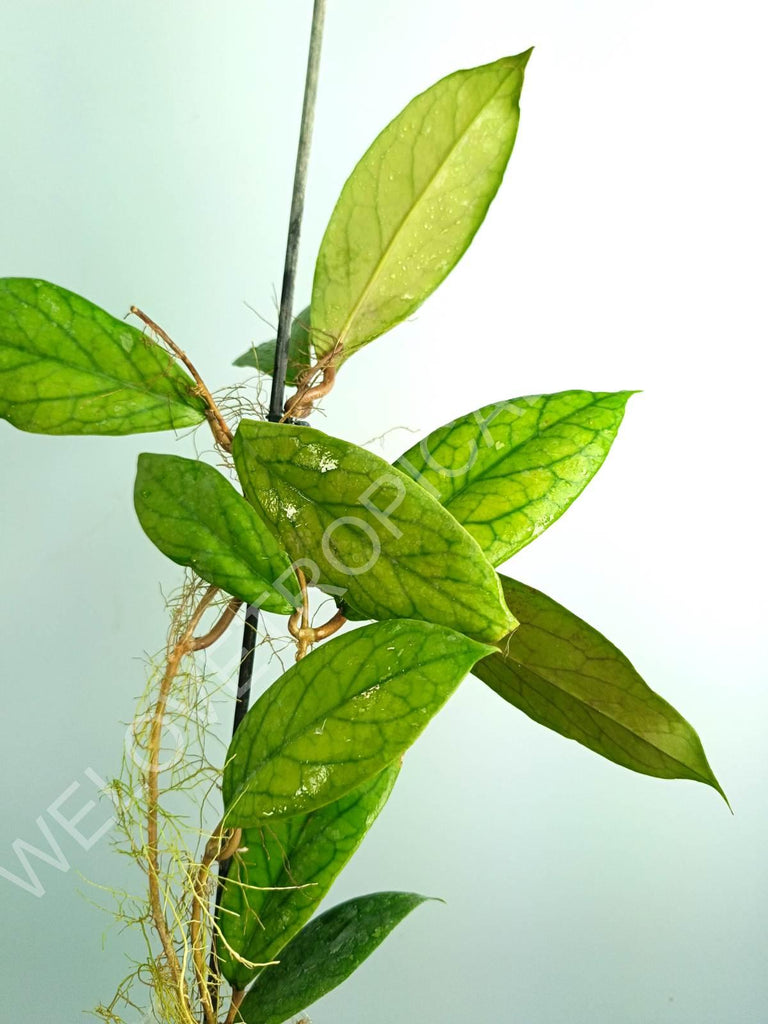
[224,991,245,1024]
[268,0,327,422]
[191,824,242,1024]
[207,605,261,1016]
[129,305,233,451]
[146,584,220,1021]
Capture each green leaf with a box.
[133,454,297,613]
[396,390,633,567]
[238,892,432,1023]
[222,618,492,826]
[0,278,206,435]
[474,574,727,800]
[232,420,515,643]
[311,52,531,364]
[233,306,312,385]
[218,764,399,991]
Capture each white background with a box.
[0,1,765,1021]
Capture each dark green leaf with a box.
[133,454,297,613]
[396,390,633,567]
[232,420,515,643]
[233,306,312,386]
[0,278,206,434]
[311,52,531,364]
[218,764,399,990]
[238,892,433,1023]
[222,618,492,826]
[474,574,727,800]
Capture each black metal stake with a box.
[268,0,327,423]
[209,2,327,1014]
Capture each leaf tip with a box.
[692,743,729,810]
[709,775,732,813]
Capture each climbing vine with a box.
[0,20,725,1024]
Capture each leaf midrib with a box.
[232,646,459,798]
[327,66,518,355]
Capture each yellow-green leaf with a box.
[311,53,531,364]
[232,420,515,642]
[396,390,633,566]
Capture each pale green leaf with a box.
[474,573,727,800]
[218,764,399,991]
[222,618,492,826]
[311,52,531,363]
[0,278,206,434]
[232,420,515,643]
[233,305,312,385]
[396,390,633,567]
[238,892,432,1023]
[133,454,297,613]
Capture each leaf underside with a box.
[233,305,312,385]
[474,573,726,799]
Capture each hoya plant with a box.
[0,6,724,1024]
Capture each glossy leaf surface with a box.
[233,420,515,642]
[239,892,432,1024]
[233,305,312,385]
[218,764,399,990]
[396,390,632,567]
[311,53,531,363]
[134,454,296,612]
[222,619,491,826]
[0,278,206,434]
[474,574,726,798]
